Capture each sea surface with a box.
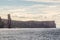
[0,28,60,40]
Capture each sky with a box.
[0,0,60,28]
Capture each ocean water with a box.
[0,28,60,40]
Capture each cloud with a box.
[25,0,60,2]
[0,4,60,17]
[0,4,60,21]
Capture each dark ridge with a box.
[1,19,56,28]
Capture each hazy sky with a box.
[0,0,60,28]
